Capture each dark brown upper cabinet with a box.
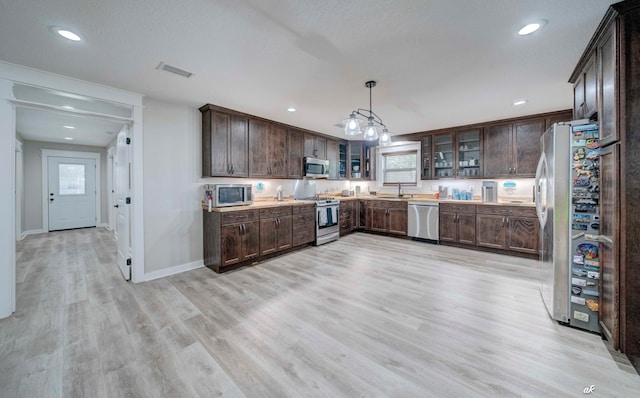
[287,128,304,178]
[598,22,617,146]
[513,118,546,177]
[483,118,547,178]
[248,119,287,178]
[326,140,340,180]
[573,52,597,120]
[304,133,327,159]
[483,123,512,178]
[200,105,248,177]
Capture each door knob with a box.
[114,204,119,208]
[49,198,54,202]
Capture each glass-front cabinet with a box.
[421,135,432,180]
[434,133,455,178]
[456,129,481,178]
[349,142,363,179]
[430,129,482,179]
[339,143,347,179]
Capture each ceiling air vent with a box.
[156,62,193,78]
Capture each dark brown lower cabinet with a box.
[221,221,259,266]
[259,207,292,255]
[339,200,354,236]
[292,204,315,246]
[439,203,476,245]
[476,205,538,255]
[365,200,407,236]
[204,204,318,273]
[203,209,261,273]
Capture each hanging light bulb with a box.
[379,128,392,145]
[363,119,378,141]
[344,112,362,135]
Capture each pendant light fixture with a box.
[343,80,392,145]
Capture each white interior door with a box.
[115,127,131,280]
[48,156,96,231]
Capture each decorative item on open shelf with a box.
[342,80,393,146]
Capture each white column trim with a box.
[41,149,101,232]
[130,106,145,283]
[15,139,23,241]
[0,78,16,318]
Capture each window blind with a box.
[382,150,417,185]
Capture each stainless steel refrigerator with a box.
[535,122,600,332]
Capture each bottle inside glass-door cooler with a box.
[569,123,600,332]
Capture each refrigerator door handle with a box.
[534,153,547,228]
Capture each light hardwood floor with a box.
[2,228,639,397]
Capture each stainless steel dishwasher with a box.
[407,201,439,242]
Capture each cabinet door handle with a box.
[502,216,505,227]
[505,217,509,225]
[231,164,234,174]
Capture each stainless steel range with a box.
[314,198,340,245]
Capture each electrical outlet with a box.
[468,185,474,192]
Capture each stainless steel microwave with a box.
[304,157,329,178]
[203,184,253,207]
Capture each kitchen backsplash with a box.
[200,177,535,201]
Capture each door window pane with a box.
[59,164,86,195]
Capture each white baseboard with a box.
[142,260,204,282]
[21,229,45,239]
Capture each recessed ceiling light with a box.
[513,99,528,106]
[63,125,76,129]
[287,107,296,112]
[62,105,75,110]
[51,26,82,41]
[518,20,547,36]
[64,137,73,140]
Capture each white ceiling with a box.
[0,0,616,145]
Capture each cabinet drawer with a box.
[221,209,259,224]
[385,201,408,210]
[366,200,387,209]
[292,204,315,214]
[440,203,476,214]
[476,205,536,218]
[260,206,292,218]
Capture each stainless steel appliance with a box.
[438,186,449,200]
[482,181,498,203]
[315,198,340,245]
[535,121,600,332]
[408,201,439,242]
[304,157,330,178]
[203,184,252,208]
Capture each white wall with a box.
[142,98,204,274]
[22,141,109,232]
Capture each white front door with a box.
[115,127,131,280]
[48,156,96,231]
